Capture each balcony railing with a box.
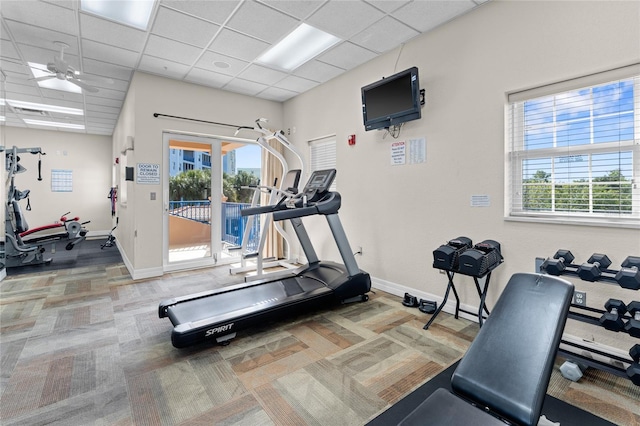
[168,200,260,251]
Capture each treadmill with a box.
[159,169,371,347]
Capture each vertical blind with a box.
[507,66,639,224]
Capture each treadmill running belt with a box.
[167,277,327,326]
[283,279,304,296]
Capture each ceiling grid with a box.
[0,0,487,135]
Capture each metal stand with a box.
[423,269,495,330]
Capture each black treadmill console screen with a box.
[304,169,336,193]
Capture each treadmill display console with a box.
[303,169,336,194]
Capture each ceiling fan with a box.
[30,41,113,93]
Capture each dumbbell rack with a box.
[541,252,640,384]
[424,263,502,331]
[549,263,624,286]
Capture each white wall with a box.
[4,127,113,235]
[283,0,640,310]
[112,72,284,277]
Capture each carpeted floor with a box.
[367,360,617,426]
[1,257,639,425]
[5,237,121,276]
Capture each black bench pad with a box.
[451,273,573,426]
[398,388,505,426]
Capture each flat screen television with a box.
[361,67,421,131]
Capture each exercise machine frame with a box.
[4,146,89,268]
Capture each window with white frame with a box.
[506,67,639,226]
[309,135,337,190]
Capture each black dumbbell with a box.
[577,253,612,282]
[616,256,640,290]
[599,299,627,331]
[625,301,640,338]
[627,344,640,386]
[542,249,575,275]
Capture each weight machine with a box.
[4,146,89,268]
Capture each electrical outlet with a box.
[573,290,587,307]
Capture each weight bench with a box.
[400,273,574,426]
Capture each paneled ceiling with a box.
[1,0,487,136]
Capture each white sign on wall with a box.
[136,163,160,184]
[409,137,426,164]
[390,141,406,165]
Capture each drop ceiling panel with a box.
[0,1,77,36]
[17,43,80,68]
[138,54,191,80]
[85,104,121,115]
[82,58,134,81]
[274,75,319,92]
[392,0,476,33]
[185,67,234,88]
[81,39,140,68]
[0,63,30,80]
[223,78,268,96]
[261,0,325,19]
[293,60,344,83]
[3,21,78,52]
[317,42,377,70]
[1,0,488,135]
[151,6,221,48]
[208,29,270,62]
[226,1,299,44]
[365,0,411,14]
[162,0,241,25]
[193,51,248,76]
[144,35,203,66]
[0,39,21,60]
[4,82,41,97]
[85,110,119,121]
[85,97,124,109]
[82,86,125,101]
[238,64,287,85]
[79,13,147,51]
[307,1,384,39]
[257,86,297,102]
[83,76,128,92]
[350,16,419,53]
[40,88,83,103]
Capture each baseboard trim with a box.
[115,239,162,280]
[371,275,483,325]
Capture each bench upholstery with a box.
[400,273,574,426]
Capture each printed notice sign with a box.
[137,163,160,184]
[409,138,426,164]
[471,195,490,207]
[391,141,406,165]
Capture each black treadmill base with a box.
[162,263,371,348]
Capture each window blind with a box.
[506,68,639,226]
[309,136,337,191]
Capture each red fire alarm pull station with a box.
[348,134,356,146]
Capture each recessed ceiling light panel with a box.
[5,99,84,115]
[81,0,156,30]
[23,119,85,129]
[257,24,341,72]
